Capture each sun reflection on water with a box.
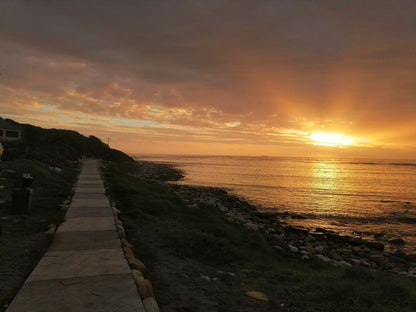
[310,160,340,214]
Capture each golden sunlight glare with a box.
[309,132,354,147]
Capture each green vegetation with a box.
[103,160,416,312]
[1,117,132,165]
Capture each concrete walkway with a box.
[7,160,145,312]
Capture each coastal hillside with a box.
[0,117,132,165]
[0,117,133,310]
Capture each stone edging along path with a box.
[6,159,159,312]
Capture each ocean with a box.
[135,155,416,253]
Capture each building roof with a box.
[0,119,23,130]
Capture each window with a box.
[5,130,19,138]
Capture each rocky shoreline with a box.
[134,160,416,280]
[168,184,416,279]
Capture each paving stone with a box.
[70,198,110,208]
[66,207,113,218]
[76,187,105,194]
[72,193,108,200]
[58,217,115,232]
[7,274,145,312]
[48,231,120,252]
[28,249,130,281]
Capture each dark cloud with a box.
[1,0,416,153]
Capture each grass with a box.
[103,160,416,312]
[0,159,79,311]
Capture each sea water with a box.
[135,155,416,253]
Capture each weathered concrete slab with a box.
[76,180,103,186]
[58,217,115,232]
[70,198,110,208]
[48,231,120,252]
[77,178,102,184]
[72,193,108,200]
[79,172,101,177]
[75,187,105,194]
[7,274,145,312]
[66,207,113,218]
[28,249,130,282]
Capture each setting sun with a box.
[309,132,354,147]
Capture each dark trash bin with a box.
[11,173,33,214]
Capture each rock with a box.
[46,224,56,234]
[117,225,126,238]
[131,269,144,283]
[287,226,308,234]
[350,259,360,265]
[273,235,286,246]
[407,253,416,262]
[143,297,160,312]
[314,254,331,263]
[365,241,384,251]
[130,258,146,272]
[121,238,133,249]
[288,244,298,253]
[273,245,284,252]
[322,256,332,263]
[338,260,352,267]
[388,238,406,245]
[246,291,269,302]
[361,261,371,267]
[314,245,324,254]
[49,167,62,173]
[138,279,155,299]
[383,260,394,270]
[201,276,210,282]
[301,254,310,261]
[374,232,385,239]
[328,250,342,261]
[315,227,327,233]
[368,254,385,266]
[393,249,407,259]
[245,223,259,231]
[123,246,135,259]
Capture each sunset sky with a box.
[1,1,416,158]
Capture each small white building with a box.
[0,119,23,141]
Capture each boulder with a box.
[46,224,57,234]
[246,291,269,302]
[244,223,259,231]
[328,250,342,261]
[131,269,144,283]
[388,238,406,245]
[273,245,284,252]
[138,279,155,299]
[130,258,146,272]
[338,260,352,267]
[288,244,298,253]
[143,297,160,312]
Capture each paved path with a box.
[7,160,145,312]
